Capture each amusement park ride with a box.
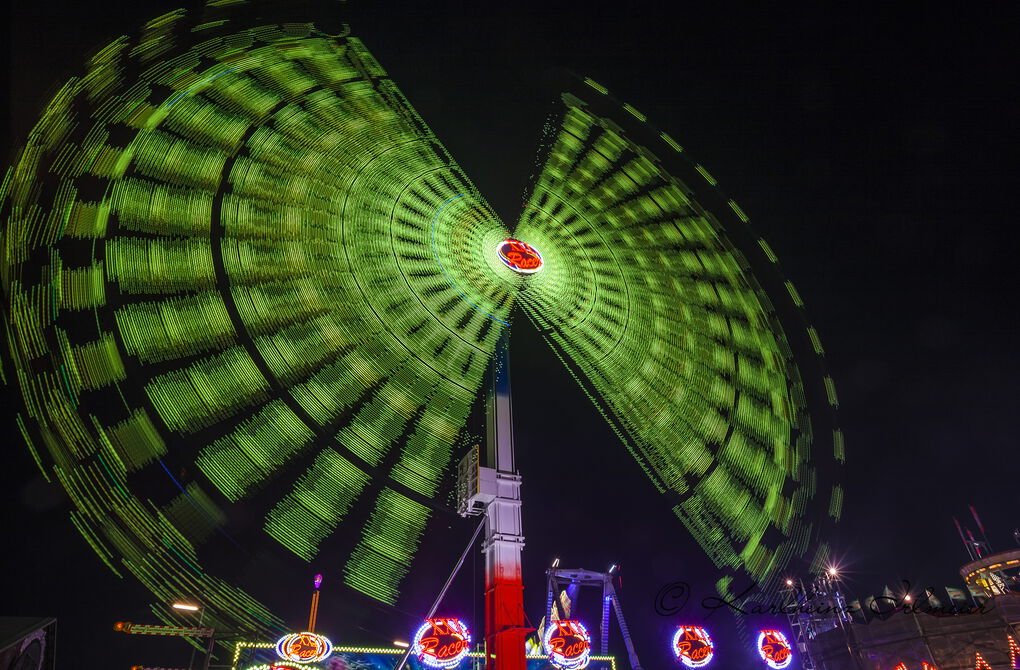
[541,565,642,668]
[4,1,845,669]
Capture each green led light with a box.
[515,87,841,592]
[694,164,718,185]
[3,10,514,637]
[583,77,608,94]
[660,132,683,152]
[228,643,617,670]
[3,3,841,637]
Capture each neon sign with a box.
[496,239,543,274]
[757,630,792,669]
[544,619,592,670]
[274,632,333,664]
[672,625,714,667]
[412,618,471,669]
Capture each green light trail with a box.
[2,3,841,636]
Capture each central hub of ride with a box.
[497,239,543,274]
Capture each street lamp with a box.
[171,601,204,670]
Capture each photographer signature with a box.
[654,580,992,617]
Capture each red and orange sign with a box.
[496,239,543,274]
[544,619,592,670]
[672,625,714,667]
[757,630,792,669]
[412,617,471,669]
[274,632,333,663]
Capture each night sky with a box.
[3,1,1019,669]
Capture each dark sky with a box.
[3,1,1019,669]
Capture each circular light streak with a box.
[412,618,471,669]
[496,238,544,274]
[3,12,843,638]
[543,619,592,670]
[757,630,792,669]
[275,632,333,664]
[672,625,714,667]
[431,194,510,326]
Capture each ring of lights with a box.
[3,0,841,640]
[275,632,333,664]
[672,625,714,668]
[412,618,472,669]
[757,630,793,669]
[543,620,592,670]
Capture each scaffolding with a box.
[539,564,643,670]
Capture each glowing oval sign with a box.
[544,619,592,670]
[412,617,471,669]
[275,632,333,664]
[496,239,543,274]
[672,625,714,667]
[757,630,792,669]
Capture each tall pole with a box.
[183,608,204,670]
[308,574,322,633]
[200,633,215,670]
[600,579,611,656]
[483,331,529,670]
[827,575,864,670]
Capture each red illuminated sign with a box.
[412,617,471,669]
[544,619,592,670]
[496,239,543,274]
[672,625,714,667]
[757,630,792,669]
[274,632,333,663]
